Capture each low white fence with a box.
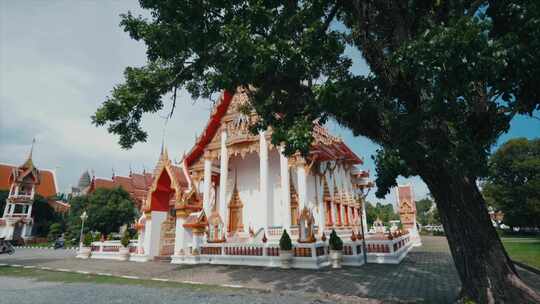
[82,233,412,267]
[88,240,138,261]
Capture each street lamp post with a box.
[357,184,372,265]
[79,211,88,250]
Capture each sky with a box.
[1,1,539,207]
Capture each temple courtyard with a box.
[1,236,539,303]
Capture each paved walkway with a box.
[1,236,539,303]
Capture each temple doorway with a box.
[150,168,176,258]
[158,216,176,256]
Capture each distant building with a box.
[0,145,69,240]
[71,169,153,210]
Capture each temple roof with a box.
[84,171,155,207]
[183,89,362,166]
[77,170,91,189]
[0,163,57,198]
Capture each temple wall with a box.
[229,152,265,231]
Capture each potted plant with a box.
[279,229,293,269]
[77,233,93,259]
[329,229,343,268]
[119,230,131,261]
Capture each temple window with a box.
[344,206,350,226]
[14,204,24,214]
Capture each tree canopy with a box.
[416,197,440,226]
[483,138,540,229]
[365,201,399,226]
[94,0,539,198]
[66,188,137,238]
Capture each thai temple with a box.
[86,89,416,268]
[0,145,68,241]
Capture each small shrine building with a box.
[0,145,68,240]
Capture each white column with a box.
[145,211,167,258]
[259,131,269,229]
[219,131,228,222]
[202,155,212,215]
[21,224,28,237]
[317,176,326,231]
[174,215,186,255]
[331,199,338,227]
[280,147,291,230]
[3,203,9,217]
[296,159,307,210]
[26,204,33,218]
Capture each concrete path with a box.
[1,236,538,303]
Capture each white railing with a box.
[89,240,139,257]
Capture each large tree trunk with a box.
[421,170,540,303]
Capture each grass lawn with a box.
[501,237,540,269]
[0,266,240,293]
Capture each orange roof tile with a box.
[0,164,57,198]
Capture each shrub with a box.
[121,230,130,248]
[47,223,63,241]
[83,233,93,247]
[94,233,102,242]
[329,229,343,251]
[433,230,446,236]
[279,229,292,251]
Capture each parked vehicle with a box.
[54,239,64,249]
[0,238,15,255]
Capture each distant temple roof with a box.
[0,163,58,198]
[76,170,155,208]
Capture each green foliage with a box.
[482,138,540,229]
[64,195,90,242]
[121,229,131,248]
[365,201,399,226]
[31,195,63,237]
[94,1,539,199]
[65,188,136,241]
[329,229,343,251]
[47,223,63,241]
[416,197,436,225]
[83,233,93,247]
[86,188,136,235]
[279,229,292,251]
[433,230,446,236]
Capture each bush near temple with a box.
[121,230,131,248]
[329,230,343,251]
[66,188,136,239]
[279,229,292,251]
[82,233,93,247]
